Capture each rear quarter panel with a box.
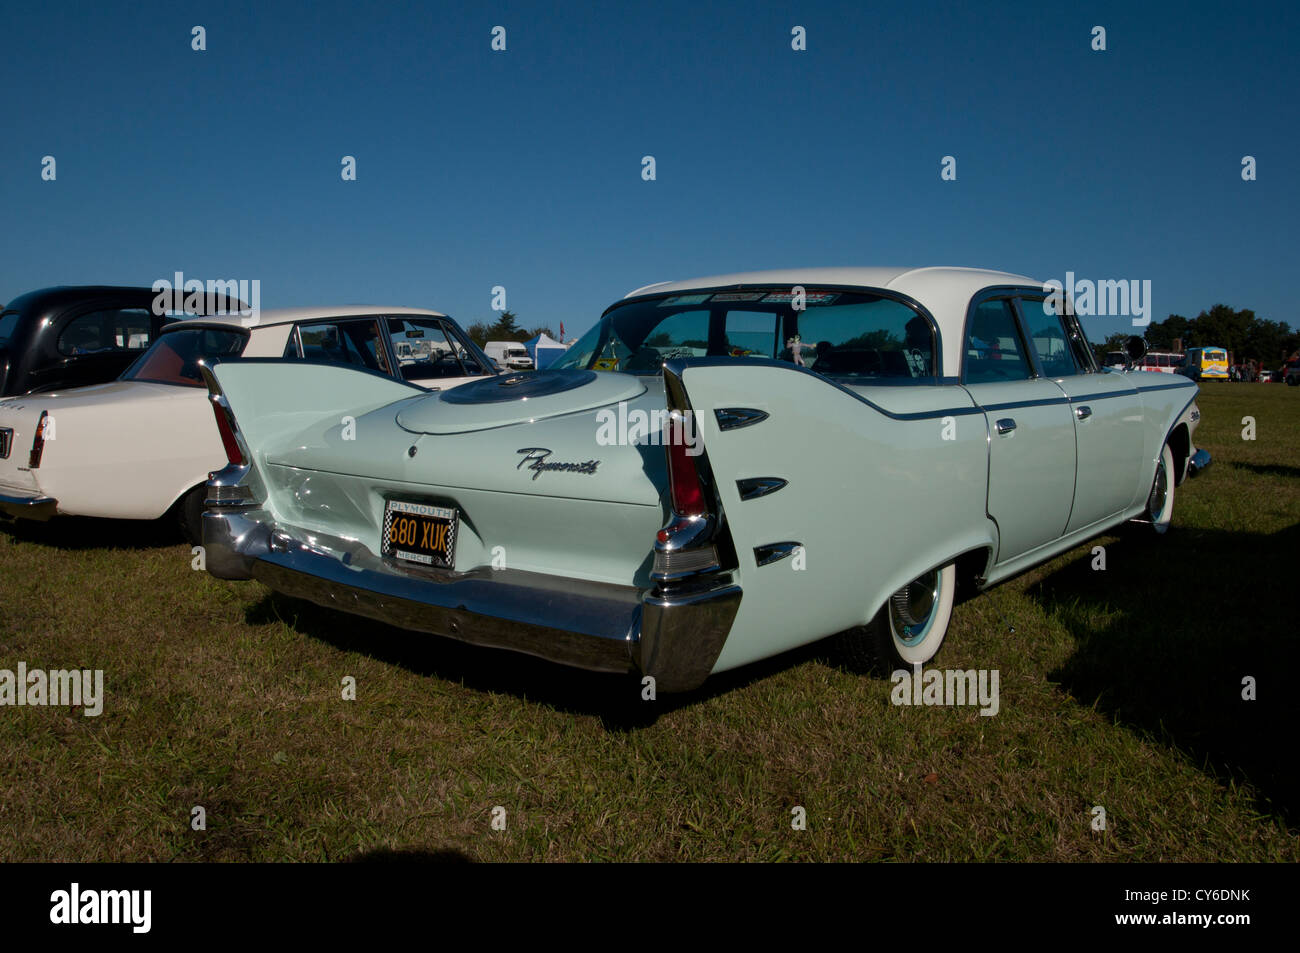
[674,363,994,672]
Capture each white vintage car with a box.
[200,267,1212,691]
[0,307,494,540]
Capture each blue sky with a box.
[1,0,1295,342]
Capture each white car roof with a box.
[623,266,1045,377]
[163,305,450,331]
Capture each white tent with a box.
[524,333,569,369]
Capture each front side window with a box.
[553,289,936,382]
[964,299,1032,383]
[121,327,247,386]
[1022,309,1080,378]
[58,308,154,355]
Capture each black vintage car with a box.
[0,286,242,397]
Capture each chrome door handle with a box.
[995,418,1016,435]
[1075,405,1092,420]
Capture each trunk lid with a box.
[265,370,668,507]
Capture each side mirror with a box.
[1125,335,1147,367]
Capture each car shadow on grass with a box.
[0,514,183,550]
[1028,523,1299,826]
[243,590,826,731]
[1228,461,1300,480]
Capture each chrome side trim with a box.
[0,492,57,521]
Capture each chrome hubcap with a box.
[890,570,939,646]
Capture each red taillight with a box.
[211,398,246,466]
[29,412,48,468]
[665,414,707,518]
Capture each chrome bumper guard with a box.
[0,492,57,521]
[1187,448,1212,477]
[203,507,741,692]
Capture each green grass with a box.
[1,382,1297,861]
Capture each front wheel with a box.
[830,563,957,673]
[1142,443,1176,535]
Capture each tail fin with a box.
[203,359,422,463]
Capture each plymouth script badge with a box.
[516,448,600,480]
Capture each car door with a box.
[1014,295,1146,532]
[960,294,1076,564]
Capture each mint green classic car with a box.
[200,268,1210,691]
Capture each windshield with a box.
[122,326,247,386]
[553,289,936,381]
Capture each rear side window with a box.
[964,299,1032,383]
[0,311,17,345]
[288,319,390,374]
[793,299,933,380]
[122,327,247,386]
[58,308,154,355]
[555,290,936,381]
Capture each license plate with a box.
[382,499,458,568]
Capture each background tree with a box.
[1141,305,1297,364]
[487,310,525,342]
[465,321,490,348]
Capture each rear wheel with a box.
[175,484,206,545]
[831,563,957,673]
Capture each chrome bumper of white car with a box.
[0,491,57,521]
[202,507,741,692]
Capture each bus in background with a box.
[1136,350,1185,373]
[1180,346,1229,381]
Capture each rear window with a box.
[554,289,936,382]
[0,311,17,346]
[57,308,155,355]
[121,327,247,387]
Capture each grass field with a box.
[1,382,1297,862]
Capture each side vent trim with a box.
[754,542,802,567]
[715,407,769,431]
[736,477,788,501]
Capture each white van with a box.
[484,341,534,370]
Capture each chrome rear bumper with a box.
[203,507,741,692]
[0,491,57,521]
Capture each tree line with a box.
[464,311,554,348]
[1095,304,1298,364]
